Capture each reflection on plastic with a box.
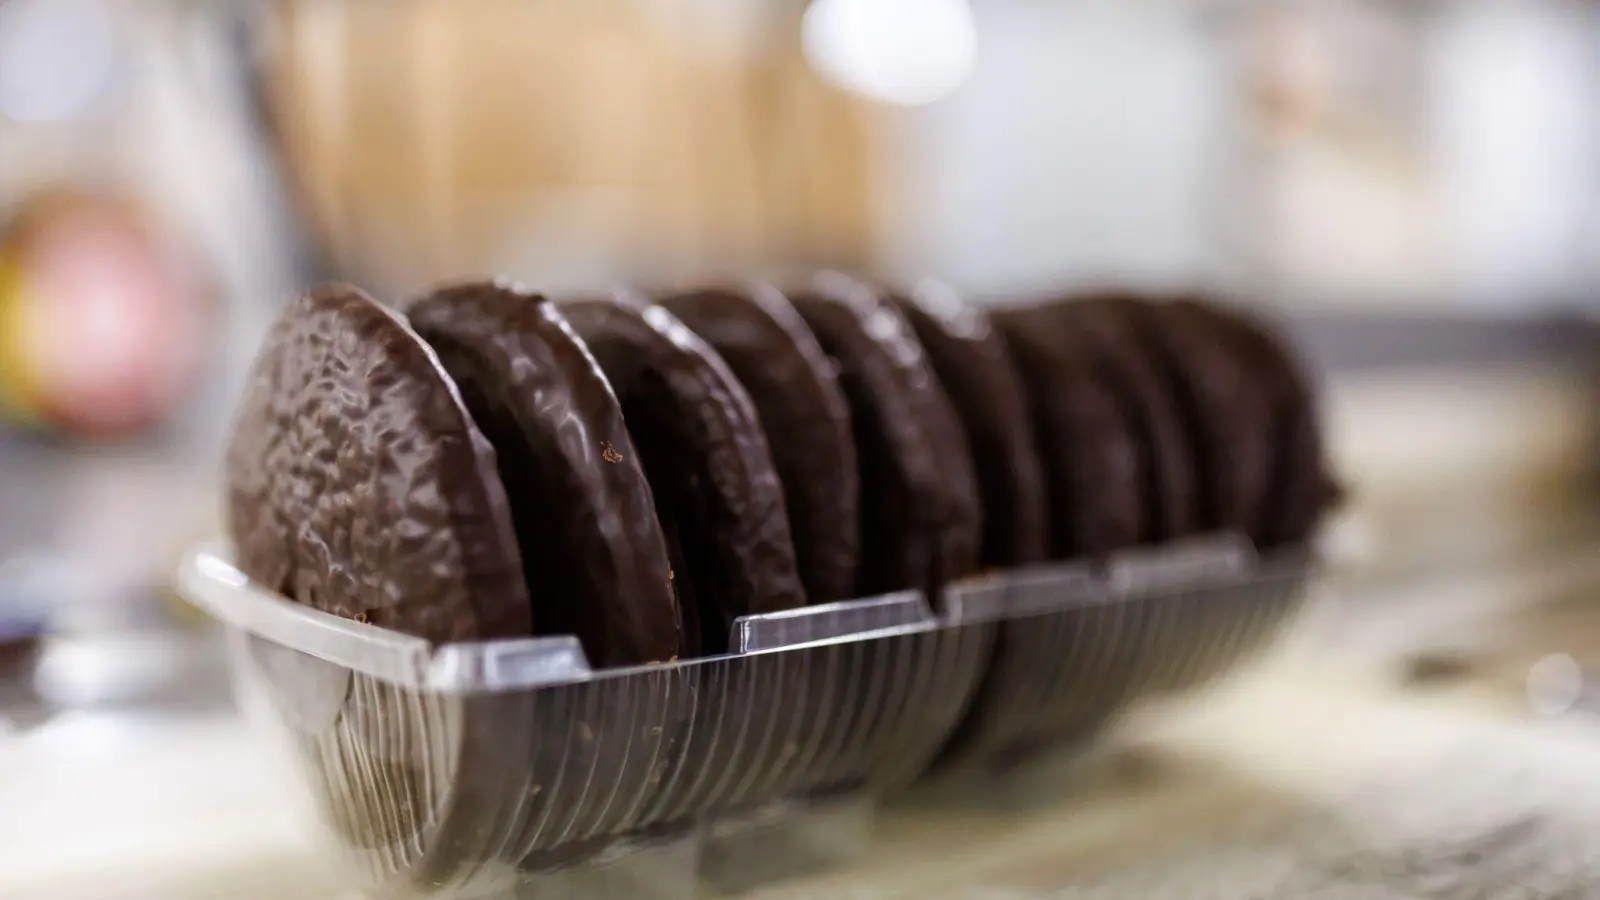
[178,535,1310,899]
[734,591,931,653]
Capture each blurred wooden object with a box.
[261,0,883,293]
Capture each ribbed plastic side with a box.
[930,542,1309,773]
[179,536,1310,899]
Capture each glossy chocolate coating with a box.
[888,283,1048,567]
[658,284,861,605]
[1202,302,1339,546]
[1067,295,1200,543]
[405,281,682,666]
[225,285,531,642]
[1130,298,1275,540]
[995,306,1143,560]
[562,295,805,656]
[788,272,983,598]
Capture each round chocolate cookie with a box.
[404,281,683,666]
[1064,294,1200,544]
[1202,302,1340,547]
[786,272,982,598]
[657,283,861,605]
[887,282,1048,567]
[1130,296,1277,541]
[562,294,806,656]
[994,305,1144,560]
[225,285,531,643]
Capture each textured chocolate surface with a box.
[1132,298,1275,540]
[889,282,1048,567]
[1067,295,1200,544]
[405,281,682,666]
[788,272,983,599]
[995,306,1144,561]
[563,295,805,656]
[658,284,861,605]
[225,285,531,642]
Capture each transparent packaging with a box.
[932,535,1310,773]
[179,534,1309,899]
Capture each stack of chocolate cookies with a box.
[225,275,1337,665]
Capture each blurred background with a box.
[5,0,1600,895]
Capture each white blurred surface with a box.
[0,713,347,900]
[890,2,1224,294]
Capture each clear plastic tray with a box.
[931,535,1310,773]
[178,534,1309,899]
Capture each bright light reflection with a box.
[802,0,977,107]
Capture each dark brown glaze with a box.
[657,284,861,605]
[787,272,983,599]
[995,306,1143,560]
[1067,294,1200,543]
[1267,398,1340,546]
[225,285,531,642]
[562,294,805,656]
[404,281,682,666]
[1203,301,1340,547]
[1129,297,1275,541]
[887,282,1048,567]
